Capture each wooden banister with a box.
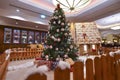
[10,48,43,61]
[0,59,9,80]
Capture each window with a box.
[21,30,27,44]
[35,32,41,43]
[4,28,12,43]
[13,29,20,43]
[28,31,34,44]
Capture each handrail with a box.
[0,53,10,80]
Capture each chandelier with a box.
[52,0,92,12]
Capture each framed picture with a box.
[4,28,12,43]
[41,32,46,43]
[28,31,34,44]
[13,29,20,43]
[35,32,41,44]
[21,30,27,44]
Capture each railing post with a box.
[86,59,94,80]
[101,55,108,80]
[114,53,120,80]
[54,67,70,80]
[94,57,102,80]
[73,61,84,80]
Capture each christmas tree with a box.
[43,4,78,61]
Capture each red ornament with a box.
[92,49,96,52]
[54,43,56,46]
[62,36,64,39]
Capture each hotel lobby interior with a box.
[0,0,120,80]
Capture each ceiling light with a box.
[95,13,120,26]
[40,15,46,19]
[16,22,18,24]
[35,26,38,28]
[52,0,92,12]
[34,21,45,25]
[111,26,120,30]
[7,16,26,21]
[16,9,20,12]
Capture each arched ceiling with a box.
[0,0,120,35]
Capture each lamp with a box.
[52,0,92,12]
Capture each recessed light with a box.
[16,9,20,12]
[34,21,45,24]
[16,22,18,24]
[111,26,120,30]
[7,16,26,21]
[35,26,38,28]
[40,14,46,19]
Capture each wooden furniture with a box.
[10,48,43,61]
[0,25,47,53]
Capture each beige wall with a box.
[106,34,114,43]
[70,22,76,42]
[103,34,119,43]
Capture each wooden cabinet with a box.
[3,27,47,44]
[0,26,48,52]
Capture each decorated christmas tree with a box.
[43,4,78,61]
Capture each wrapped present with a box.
[34,60,40,65]
[35,58,42,60]
[65,58,74,65]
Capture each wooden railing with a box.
[10,48,43,61]
[26,53,120,80]
[0,53,10,80]
[0,53,6,65]
[0,48,43,80]
[1,48,120,80]
[72,54,120,80]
